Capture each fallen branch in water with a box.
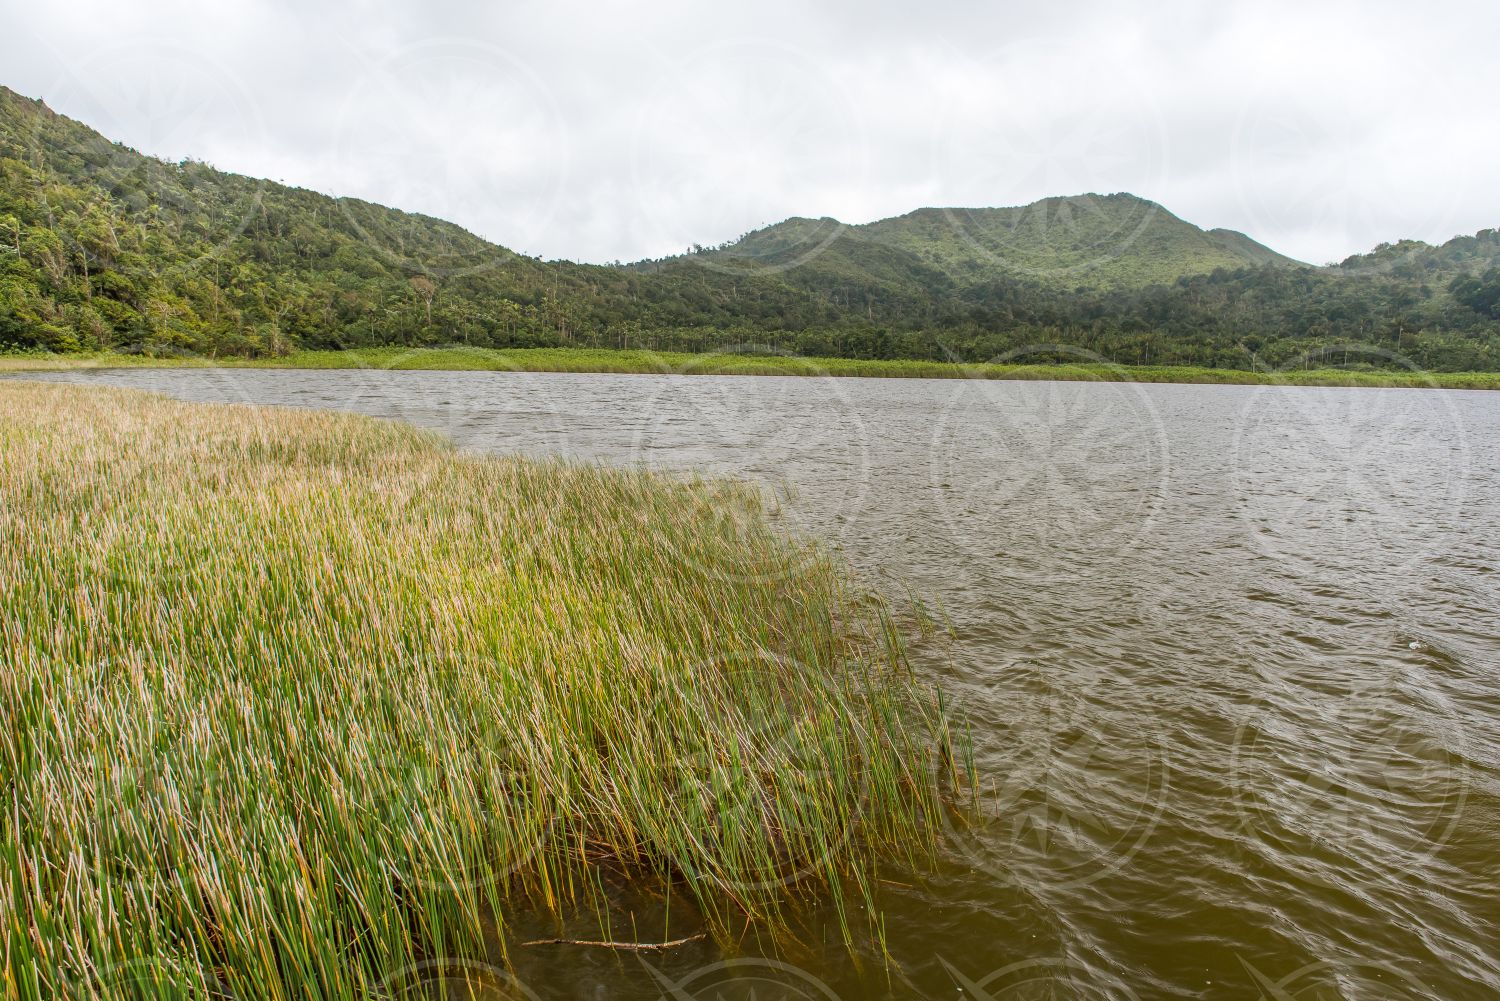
[520,932,707,952]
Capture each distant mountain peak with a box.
[5,81,1496,372]
[698,191,1303,289]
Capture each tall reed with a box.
[0,381,944,1000]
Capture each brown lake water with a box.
[19,367,1500,1000]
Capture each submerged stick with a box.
[520,932,707,951]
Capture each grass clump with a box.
[0,381,945,1000]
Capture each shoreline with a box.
[2,346,1498,390]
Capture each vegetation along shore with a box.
[3,346,1499,389]
[0,379,954,999]
[4,85,1499,377]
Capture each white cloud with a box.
[3,0,1497,265]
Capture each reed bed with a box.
[0,381,946,1000]
[4,346,1498,390]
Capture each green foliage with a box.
[10,345,1499,389]
[1,85,1498,371]
[813,196,1304,289]
[3,380,948,998]
[1450,268,1500,320]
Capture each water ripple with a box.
[13,367,1499,1001]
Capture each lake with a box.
[19,367,1500,1000]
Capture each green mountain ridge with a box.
[851,194,1305,286]
[2,84,1499,370]
[683,194,1305,291]
[1204,227,1305,268]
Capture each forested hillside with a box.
[870,197,1257,286]
[2,85,1498,370]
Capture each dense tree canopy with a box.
[2,86,1497,371]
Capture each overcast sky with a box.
[4,0,1497,266]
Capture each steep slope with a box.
[1,84,1496,371]
[1205,227,1305,269]
[0,85,828,353]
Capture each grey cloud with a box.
[3,0,1496,265]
